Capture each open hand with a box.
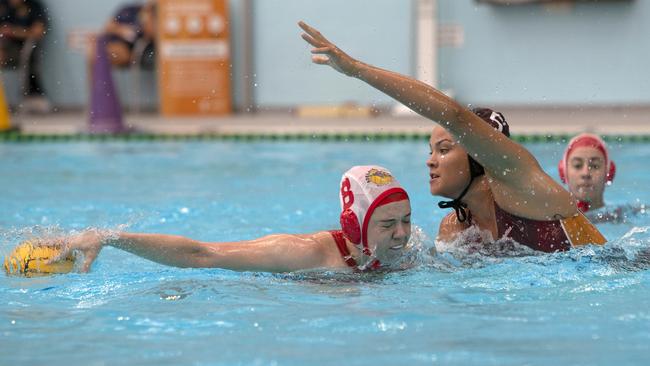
[299,21,359,76]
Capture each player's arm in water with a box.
[299,21,576,221]
[49,230,343,273]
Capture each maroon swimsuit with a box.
[493,202,571,252]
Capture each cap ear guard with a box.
[339,176,362,244]
[340,209,361,244]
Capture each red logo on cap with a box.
[340,177,361,243]
[341,177,354,209]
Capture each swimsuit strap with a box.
[329,230,357,268]
[329,230,382,270]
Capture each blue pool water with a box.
[1,140,650,365]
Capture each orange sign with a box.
[158,0,232,116]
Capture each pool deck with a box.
[8,105,650,136]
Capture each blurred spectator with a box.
[88,1,156,70]
[0,0,50,113]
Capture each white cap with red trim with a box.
[339,165,409,259]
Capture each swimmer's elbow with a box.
[182,241,226,268]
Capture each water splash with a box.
[430,224,650,277]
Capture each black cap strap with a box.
[438,175,474,223]
[438,198,470,223]
[437,156,484,223]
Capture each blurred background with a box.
[1,0,648,134]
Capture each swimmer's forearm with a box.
[103,232,322,272]
[353,62,538,176]
[352,62,464,124]
[103,232,213,268]
[351,62,519,164]
[197,234,325,273]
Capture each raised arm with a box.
[299,21,529,176]
[51,230,334,273]
[299,21,575,218]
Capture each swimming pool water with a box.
[1,141,649,365]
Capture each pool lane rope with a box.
[1,131,650,143]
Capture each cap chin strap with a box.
[438,177,473,223]
[437,156,484,223]
[357,255,381,271]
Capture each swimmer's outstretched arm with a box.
[50,230,336,273]
[299,21,513,166]
[299,21,575,219]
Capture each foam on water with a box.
[2,141,650,365]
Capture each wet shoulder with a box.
[310,231,352,268]
[437,212,469,242]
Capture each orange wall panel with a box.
[158,0,232,116]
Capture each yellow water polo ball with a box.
[3,241,75,276]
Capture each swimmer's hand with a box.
[299,21,360,77]
[47,230,105,272]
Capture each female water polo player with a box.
[558,133,615,213]
[43,166,412,273]
[558,133,648,224]
[299,21,606,252]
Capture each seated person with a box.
[558,133,615,213]
[44,166,413,273]
[87,0,156,70]
[0,0,49,113]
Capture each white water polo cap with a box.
[339,165,409,257]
